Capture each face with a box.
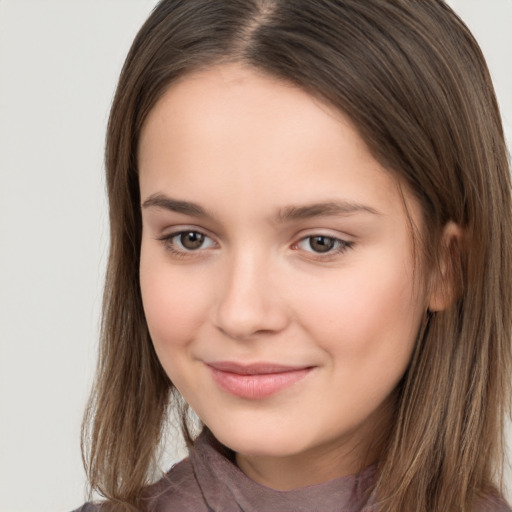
[138,64,429,489]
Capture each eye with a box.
[159,230,216,253]
[176,231,208,250]
[296,235,352,255]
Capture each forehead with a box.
[138,64,421,228]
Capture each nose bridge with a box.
[215,243,287,339]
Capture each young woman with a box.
[77,1,512,510]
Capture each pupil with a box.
[310,236,335,253]
[180,232,204,250]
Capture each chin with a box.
[207,420,312,458]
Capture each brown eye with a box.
[295,235,353,257]
[179,231,205,250]
[308,236,336,253]
[158,230,216,256]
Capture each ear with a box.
[428,221,463,312]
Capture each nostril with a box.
[217,324,280,341]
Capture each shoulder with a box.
[144,456,208,511]
[71,505,98,512]
[71,457,208,512]
[71,504,102,512]
[473,493,512,512]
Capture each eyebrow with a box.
[274,201,380,222]
[141,193,379,221]
[142,194,210,217]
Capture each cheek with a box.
[296,257,424,371]
[139,251,211,359]
[293,262,424,434]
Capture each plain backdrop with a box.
[0,1,510,511]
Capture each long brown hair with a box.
[81,1,512,510]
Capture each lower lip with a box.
[209,367,312,399]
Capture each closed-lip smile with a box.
[207,361,314,399]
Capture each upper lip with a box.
[207,361,312,375]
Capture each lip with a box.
[207,361,314,399]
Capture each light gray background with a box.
[0,1,510,511]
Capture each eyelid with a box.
[157,223,217,241]
[291,231,355,258]
[174,232,216,250]
[154,225,354,259]
[295,235,351,250]
[156,226,219,256]
[293,227,354,243]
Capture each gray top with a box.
[74,429,511,512]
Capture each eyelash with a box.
[156,230,354,260]
[157,231,217,259]
[293,235,354,258]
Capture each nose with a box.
[214,250,289,340]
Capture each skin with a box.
[138,63,434,491]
